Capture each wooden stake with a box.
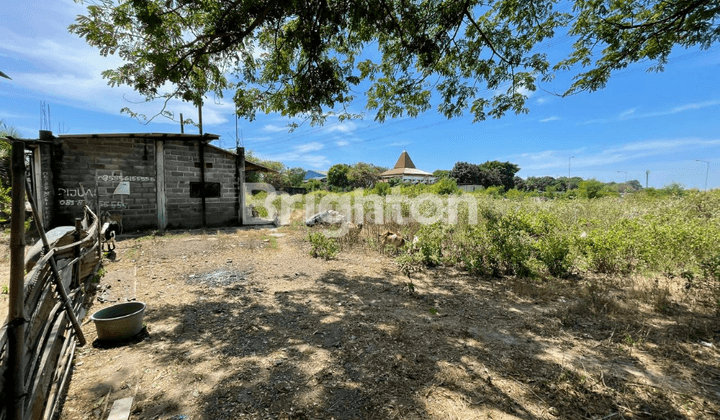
[8,140,27,420]
[73,218,82,289]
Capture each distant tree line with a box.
[446,160,645,196]
[244,151,306,189]
[449,161,520,190]
[327,162,387,191]
[243,150,650,197]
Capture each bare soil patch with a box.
[4,224,718,419]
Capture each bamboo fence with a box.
[2,140,102,420]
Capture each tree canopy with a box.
[71,0,720,124]
[327,163,351,189]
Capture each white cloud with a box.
[536,97,551,104]
[0,25,235,128]
[619,108,636,119]
[336,140,350,146]
[383,140,411,148]
[605,138,720,154]
[580,100,720,125]
[262,124,288,133]
[0,111,27,120]
[579,118,611,125]
[294,142,324,153]
[257,142,330,168]
[8,71,230,126]
[515,86,535,98]
[324,120,358,134]
[639,100,720,118]
[515,138,720,171]
[539,116,559,123]
[245,136,273,143]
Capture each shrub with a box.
[700,253,720,282]
[368,182,391,196]
[307,231,339,259]
[428,177,460,195]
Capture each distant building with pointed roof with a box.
[379,151,436,184]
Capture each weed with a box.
[404,281,415,293]
[429,307,437,315]
[700,252,720,282]
[307,231,338,259]
[137,230,160,241]
[1,284,8,294]
[125,246,140,259]
[92,267,106,283]
[261,235,279,249]
[623,333,639,347]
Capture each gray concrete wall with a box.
[52,137,158,231]
[48,136,240,231]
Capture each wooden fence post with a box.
[8,140,27,420]
[73,218,82,288]
[237,147,245,226]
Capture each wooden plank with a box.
[24,261,52,316]
[51,221,99,254]
[32,146,44,228]
[106,397,134,420]
[79,252,101,280]
[7,140,26,420]
[26,315,69,420]
[24,289,59,369]
[0,339,9,413]
[41,338,76,420]
[24,301,62,390]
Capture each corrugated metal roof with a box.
[58,132,220,140]
[246,160,278,173]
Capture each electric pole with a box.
[696,160,710,191]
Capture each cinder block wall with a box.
[163,142,239,228]
[163,141,203,228]
[52,137,158,231]
[204,146,239,226]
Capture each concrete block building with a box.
[24,130,272,232]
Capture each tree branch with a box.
[463,10,515,66]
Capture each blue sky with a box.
[2,1,718,189]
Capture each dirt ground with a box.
[2,221,720,420]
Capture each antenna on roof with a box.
[40,101,51,131]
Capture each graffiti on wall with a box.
[58,171,154,209]
[42,172,52,221]
[95,170,154,210]
[58,184,95,207]
[97,175,155,183]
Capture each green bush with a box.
[700,253,720,282]
[295,188,720,282]
[428,177,460,195]
[368,182,391,196]
[307,231,339,259]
